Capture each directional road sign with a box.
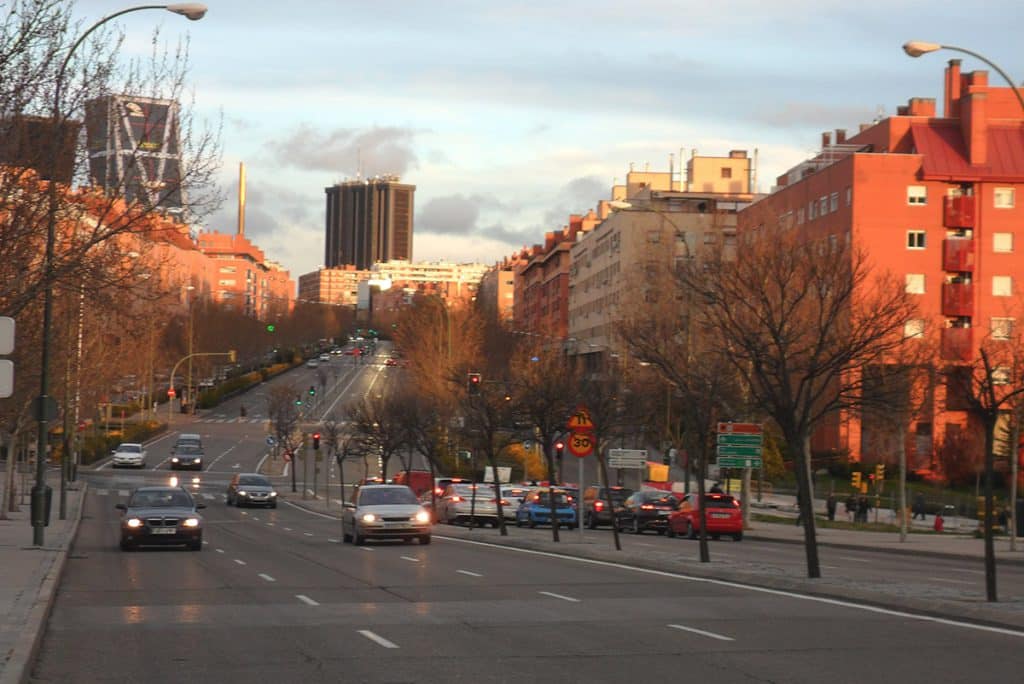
[716,422,763,467]
[717,433,763,446]
[607,448,646,469]
[717,422,762,434]
[717,456,763,469]
[716,445,762,458]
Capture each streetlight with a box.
[903,41,1024,560]
[32,3,207,546]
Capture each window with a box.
[703,231,717,244]
[845,187,852,206]
[907,185,927,205]
[830,192,839,212]
[993,232,1014,253]
[905,274,925,294]
[720,167,732,179]
[218,279,236,287]
[992,367,1012,386]
[820,196,829,215]
[991,317,1014,341]
[907,230,926,249]
[904,319,925,339]
[219,266,237,274]
[993,275,1013,297]
[797,207,805,224]
[809,201,817,220]
[994,187,1015,208]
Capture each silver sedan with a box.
[342,484,432,545]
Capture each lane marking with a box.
[252,517,260,521]
[952,568,986,576]
[928,577,973,585]
[438,535,1024,639]
[296,594,320,606]
[358,630,399,649]
[259,573,276,582]
[266,523,275,526]
[457,569,483,577]
[328,538,340,543]
[838,556,872,563]
[401,556,420,562]
[359,546,374,552]
[216,549,225,554]
[304,532,314,537]
[233,559,246,565]
[539,591,579,602]
[668,623,735,641]
[283,527,293,531]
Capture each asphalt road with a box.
[26,353,1024,682]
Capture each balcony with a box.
[942,238,975,272]
[941,282,974,317]
[941,327,973,362]
[943,195,976,229]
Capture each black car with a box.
[226,473,278,508]
[116,486,206,551]
[616,490,679,534]
[170,443,204,470]
[582,486,633,528]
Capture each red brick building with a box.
[739,60,1024,473]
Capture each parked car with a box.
[582,486,633,528]
[392,469,434,496]
[319,353,331,362]
[226,473,278,508]
[616,490,679,534]
[497,485,530,521]
[306,359,319,368]
[341,484,432,545]
[110,442,147,469]
[668,492,743,541]
[516,488,577,528]
[436,483,499,527]
[116,486,205,551]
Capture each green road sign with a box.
[716,445,762,457]
[717,456,763,468]
[716,433,763,446]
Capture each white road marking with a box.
[283,527,293,531]
[359,546,374,552]
[358,630,399,649]
[539,591,579,602]
[952,568,986,575]
[96,489,108,496]
[457,569,482,577]
[439,535,1024,639]
[928,577,973,585]
[252,517,260,521]
[296,594,319,606]
[267,523,275,527]
[668,623,735,641]
[838,556,872,563]
[202,494,215,500]
[216,549,225,554]
[118,490,129,497]
[233,559,246,565]
[304,532,313,536]
[259,573,276,582]
[401,556,420,562]
[328,538,340,543]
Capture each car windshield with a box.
[603,489,631,502]
[451,485,482,496]
[239,476,270,486]
[643,493,677,505]
[117,444,141,453]
[705,496,738,508]
[359,488,418,506]
[130,490,193,508]
[535,492,571,506]
[176,445,202,455]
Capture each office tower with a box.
[325,176,414,269]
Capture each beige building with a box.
[297,260,489,309]
[569,151,756,364]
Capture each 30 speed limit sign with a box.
[567,431,594,457]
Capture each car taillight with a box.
[499,499,509,506]
[641,504,655,510]
[594,501,604,511]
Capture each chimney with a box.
[944,59,962,118]
[835,129,847,144]
[907,98,936,117]
[821,132,831,148]
[237,162,246,237]
[962,92,988,166]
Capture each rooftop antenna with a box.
[237,162,246,237]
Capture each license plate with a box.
[658,510,670,516]
[711,513,731,519]
[151,527,177,535]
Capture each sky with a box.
[94,0,1024,281]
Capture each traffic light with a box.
[555,440,565,459]
[266,324,275,333]
[875,464,885,481]
[295,396,302,406]
[467,372,482,395]
[309,385,316,396]
[851,471,862,488]
[312,432,321,450]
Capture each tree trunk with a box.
[983,417,998,602]
[487,451,508,536]
[597,448,621,551]
[546,449,560,542]
[898,423,907,543]
[697,434,709,563]
[793,433,821,578]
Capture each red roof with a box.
[912,123,1024,182]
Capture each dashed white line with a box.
[259,573,276,582]
[328,538,340,543]
[358,630,399,649]
[304,532,314,536]
[668,623,735,641]
[358,546,374,552]
[233,559,246,566]
[266,523,275,527]
[928,577,973,585]
[296,594,320,606]
[215,548,225,554]
[539,591,579,602]
[456,569,483,577]
[400,556,420,562]
[283,527,293,531]
[838,556,872,563]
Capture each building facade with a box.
[324,177,415,269]
[737,60,1024,472]
[196,231,295,320]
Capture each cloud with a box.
[750,102,879,130]
[542,175,605,225]
[202,177,318,240]
[416,193,505,236]
[267,124,419,177]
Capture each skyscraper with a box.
[324,176,414,269]
[85,94,185,217]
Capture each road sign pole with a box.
[579,453,585,541]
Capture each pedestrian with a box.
[826,492,837,521]
[710,482,723,494]
[845,493,857,522]
[857,495,870,523]
[913,492,926,520]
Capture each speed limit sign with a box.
[567,431,594,458]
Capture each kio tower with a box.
[325,176,414,269]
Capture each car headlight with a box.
[169,476,178,487]
[238,490,247,497]
[183,518,200,528]
[126,518,143,528]
[414,510,431,523]
[171,457,179,463]
[361,513,376,523]
[269,492,278,497]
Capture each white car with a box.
[111,442,147,468]
[319,353,330,362]
[342,484,432,545]
[306,359,319,368]
[497,485,530,520]
[436,483,499,527]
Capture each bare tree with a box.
[345,392,409,481]
[266,383,301,492]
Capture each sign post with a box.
[567,406,595,541]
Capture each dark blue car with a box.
[515,489,577,529]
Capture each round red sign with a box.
[567,431,594,458]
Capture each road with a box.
[26,351,1024,682]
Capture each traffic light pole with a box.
[167,350,235,425]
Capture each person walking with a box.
[845,493,857,522]
[857,495,870,523]
[913,492,926,520]
[826,492,837,521]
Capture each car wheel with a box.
[632,518,641,534]
[528,518,537,528]
[657,528,666,535]
[353,529,365,546]
[342,531,352,543]
[666,525,677,538]
[515,518,523,527]
[732,532,743,542]
[189,539,202,551]
[419,535,431,545]
[687,521,697,540]
[119,538,133,551]
[270,503,277,509]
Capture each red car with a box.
[667,492,743,541]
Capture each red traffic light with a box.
[313,432,321,439]
[312,432,321,450]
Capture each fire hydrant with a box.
[934,513,944,533]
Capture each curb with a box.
[0,485,87,684]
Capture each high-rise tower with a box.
[324,176,414,269]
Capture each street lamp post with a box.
[32,4,206,545]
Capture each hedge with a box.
[79,420,166,465]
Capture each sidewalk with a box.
[0,484,85,684]
[280,490,1024,630]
